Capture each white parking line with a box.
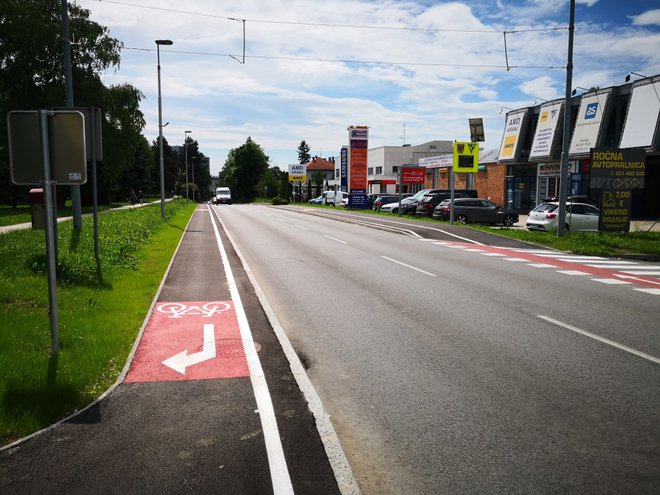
[528,263,558,268]
[620,270,660,276]
[557,270,590,276]
[592,278,631,285]
[381,256,436,277]
[537,315,660,365]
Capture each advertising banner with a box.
[529,101,563,161]
[498,109,528,162]
[348,126,368,208]
[419,155,453,168]
[340,146,348,192]
[619,77,660,150]
[569,90,611,157]
[401,166,425,183]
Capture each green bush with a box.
[271,197,289,205]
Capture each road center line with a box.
[381,256,436,277]
[537,315,660,365]
[324,235,347,244]
[294,224,308,230]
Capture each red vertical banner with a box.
[348,125,368,208]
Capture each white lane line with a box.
[592,278,631,285]
[213,210,361,495]
[294,224,308,230]
[528,263,558,268]
[620,270,660,276]
[537,315,660,365]
[504,257,528,262]
[534,254,605,259]
[635,288,660,295]
[464,248,485,253]
[208,209,294,495]
[381,256,436,277]
[557,270,590,276]
[324,235,347,244]
[480,252,505,257]
[586,264,641,269]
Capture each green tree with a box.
[297,140,311,164]
[220,137,269,203]
[0,0,144,205]
[258,165,287,199]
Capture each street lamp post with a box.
[156,39,173,219]
[191,157,196,202]
[184,130,191,203]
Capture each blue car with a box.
[308,195,323,204]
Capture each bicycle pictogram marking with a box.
[156,301,232,319]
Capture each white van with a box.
[213,187,232,205]
[322,190,349,206]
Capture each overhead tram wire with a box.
[122,46,565,71]
[93,0,568,35]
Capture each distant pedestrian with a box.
[138,190,144,204]
[129,189,137,205]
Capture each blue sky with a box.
[79,0,660,175]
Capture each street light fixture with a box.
[156,39,173,219]
[571,86,591,96]
[184,130,191,203]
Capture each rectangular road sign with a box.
[8,110,87,185]
[288,164,306,182]
[453,141,479,173]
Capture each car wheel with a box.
[392,208,398,214]
[503,214,516,227]
[456,214,468,224]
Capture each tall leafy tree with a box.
[220,137,269,203]
[0,0,143,205]
[297,140,311,164]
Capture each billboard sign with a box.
[419,155,453,168]
[498,109,528,162]
[569,90,611,157]
[529,101,563,161]
[340,146,348,192]
[401,166,425,184]
[348,126,368,208]
[619,77,660,150]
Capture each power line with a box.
[123,46,565,70]
[92,0,568,35]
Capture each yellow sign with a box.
[453,142,479,173]
[288,164,306,182]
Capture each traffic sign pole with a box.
[39,110,60,355]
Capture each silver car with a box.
[526,202,600,232]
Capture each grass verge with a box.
[0,199,196,447]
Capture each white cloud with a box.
[79,0,659,173]
[631,9,660,27]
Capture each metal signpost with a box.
[452,142,480,223]
[7,109,87,355]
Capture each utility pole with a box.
[557,0,575,237]
[61,0,82,231]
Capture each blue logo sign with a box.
[584,102,598,120]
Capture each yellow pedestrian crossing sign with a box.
[453,142,479,173]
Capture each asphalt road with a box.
[215,204,660,495]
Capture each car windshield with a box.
[533,203,558,213]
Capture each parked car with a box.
[415,190,478,217]
[366,193,383,210]
[323,190,349,206]
[433,198,519,226]
[398,189,446,214]
[526,202,600,232]
[308,195,323,204]
[380,196,416,214]
[373,195,401,211]
[543,195,599,207]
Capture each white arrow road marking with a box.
[162,323,216,374]
[614,274,660,286]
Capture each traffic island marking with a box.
[125,301,249,383]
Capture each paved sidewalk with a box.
[0,205,346,494]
